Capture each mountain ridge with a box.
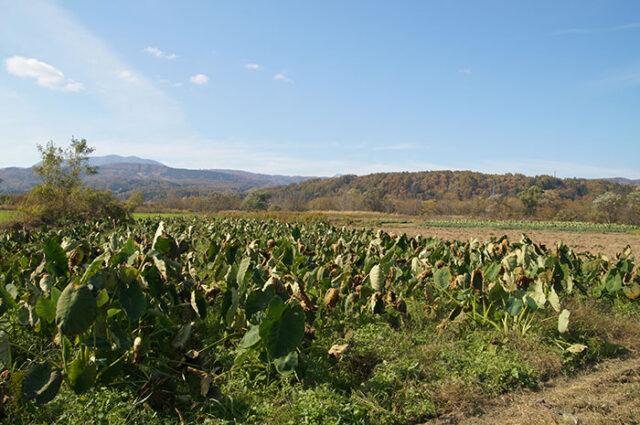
[0,155,315,195]
[1,156,638,199]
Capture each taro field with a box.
[1,216,639,424]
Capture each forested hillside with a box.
[262,170,640,223]
[266,171,628,201]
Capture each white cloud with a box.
[244,63,261,70]
[273,72,293,83]
[190,73,209,84]
[158,79,183,87]
[144,46,177,59]
[117,70,137,83]
[459,68,472,74]
[554,22,640,35]
[4,56,84,91]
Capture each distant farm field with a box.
[301,212,640,258]
[0,209,18,223]
[132,212,199,220]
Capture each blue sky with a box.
[1,0,639,178]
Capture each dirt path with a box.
[379,225,640,258]
[424,355,640,425]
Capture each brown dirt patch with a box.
[379,225,640,258]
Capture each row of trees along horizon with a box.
[1,138,639,226]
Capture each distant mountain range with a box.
[0,155,315,195]
[88,155,163,167]
[606,177,640,186]
[1,155,638,201]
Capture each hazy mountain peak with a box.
[87,155,165,166]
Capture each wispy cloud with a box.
[554,22,640,35]
[117,70,137,83]
[273,72,293,83]
[4,56,84,91]
[144,46,177,59]
[244,63,261,70]
[159,79,183,87]
[373,143,418,151]
[591,61,640,89]
[190,73,209,84]
[477,158,640,179]
[459,68,472,74]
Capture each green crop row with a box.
[418,218,640,233]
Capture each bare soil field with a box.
[380,225,640,258]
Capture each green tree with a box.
[627,187,640,224]
[340,188,364,211]
[22,137,129,224]
[592,192,623,223]
[33,138,97,192]
[241,192,271,211]
[363,188,391,212]
[517,186,543,216]
[125,190,145,212]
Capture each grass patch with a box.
[0,210,19,224]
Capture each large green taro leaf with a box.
[22,362,63,405]
[246,286,275,319]
[43,237,67,277]
[120,280,146,322]
[259,297,305,359]
[55,283,97,336]
[68,357,97,394]
[369,265,385,291]
[505,296,524,316]
[36,296,56,324]
[433,267,451,289]
[221,287,238,326]
[240,324,261,349]
[274,351,298,375]
[604,270,622,294]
